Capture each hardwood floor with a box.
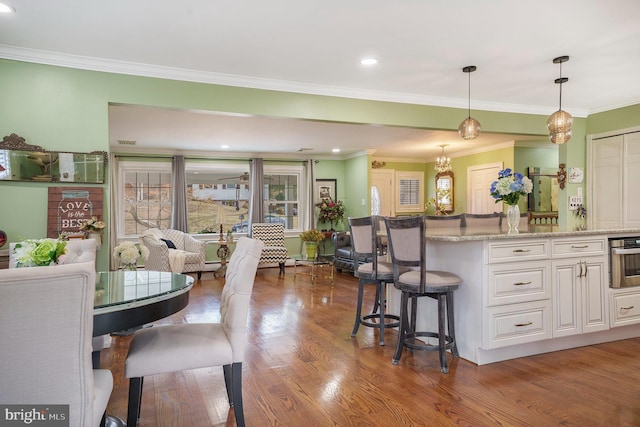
[100,267,640,426]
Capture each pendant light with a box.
[458,65,481,140]
[547,56,572,144]
[435,144,452,173]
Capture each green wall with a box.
[2,58,640,267]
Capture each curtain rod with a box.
[114,154,307,163]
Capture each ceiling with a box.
[2,0,640,160]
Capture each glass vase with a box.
[506,204,520,233]
[120,263,137,271]
[305,242,318,260]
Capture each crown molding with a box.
[0,45,595,117]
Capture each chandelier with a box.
[547,55,572,144]
[458,65,481,140]
[435,144,452,173]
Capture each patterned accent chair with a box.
[141,229,206,280]
[251,223,288,274]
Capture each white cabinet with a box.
[484,240,551,349]
[551,237,609,338]
[589,131,640,229]
[611,288,640,327]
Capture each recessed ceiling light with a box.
[0,3,15,13]
[332,148,341,153]
[221,145,229,149]
[360,58,378,66]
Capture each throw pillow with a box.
[160,238,177,249]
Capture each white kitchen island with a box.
[387,225,640,365]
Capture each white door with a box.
[624,132,640,227]
[371,169,395,217]
[591,135,623,229]
[467,162,502,214]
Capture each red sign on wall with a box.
[47,187,104,238]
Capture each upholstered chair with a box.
[349,215,399,346]
[0,261,113,426]
[9,239,109,364]
[250,223,288,274]
[461,212,502,227]
[384,216,462,373]
[125,237,264,427]
[140,228,206,279]
[424,214,463,229]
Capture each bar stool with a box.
[384,215,462,373]
[349,215,400,346]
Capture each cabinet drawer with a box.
[484,300,552,349]
[487,240,549,264]
[487,261,550,306]
[551,238,607,258]
[611,290,640,327]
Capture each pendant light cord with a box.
[467,71,472,118]
[558,61,563,111]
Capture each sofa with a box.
[332,232,355,273]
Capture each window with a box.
[119,161,172,237]
[186,163,250,234]
[185,163,302,234]
[117,160,304,238]
[0,150,10,180]
[263,166,301,232]
[395,171,424,213]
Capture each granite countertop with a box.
[425,225,640,242]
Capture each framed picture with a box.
[315,179,336,203]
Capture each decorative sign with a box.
[47,187,103,238]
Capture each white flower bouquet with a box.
[13,238,68,267]
[113,241,149,269]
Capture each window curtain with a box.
[171,155,188,232]
[108,154,120,270]
[305,159,316,230]
[248,158,264,237]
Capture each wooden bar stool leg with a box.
[378,282,385,346]
[438,294,448,373]
[351,280,366,337]
[446,290,459,358]
[392,291,410,364]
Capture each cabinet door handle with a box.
[621,306,635,311]
[514,281,532,286]
[512,249,531,253]
[583,261,588,278]
[577,261,583,278]
[515,321,533,327]
[571,245,589,249]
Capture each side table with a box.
[206,240,236,278]
[293,255,334,283]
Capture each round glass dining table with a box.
[93,270,194,337]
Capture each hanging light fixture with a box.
[458,65,481,140]
[547,55,572,144]
[435,144,452,173]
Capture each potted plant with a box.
[79,216,106,249]
[315,196,345,231]
[300,229,325,260]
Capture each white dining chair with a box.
[0,261,113,426]
[124,237,264,427]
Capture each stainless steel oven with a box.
[610,237,640,288]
